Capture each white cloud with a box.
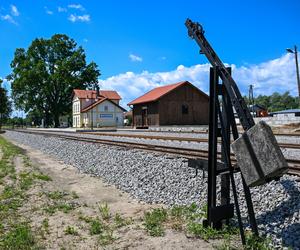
[68,14,90,22]
[44,7,53,15]
[68,4,84,11]
[83,38,88,42]
[233,54,296,96]
[1,14,17,25]
[0,78,11,95]
[129,54,143,62]
[58,6,67,12]
[10,5,19,16]
[99,54,298,107]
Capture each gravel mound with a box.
[3,131,300,249]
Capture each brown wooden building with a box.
[127,81,209,128]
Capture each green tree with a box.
[0,79,12,130]
[254,91,298,112]
[255,95,270,110]
[8,34,100,127]
[25,109,43,127]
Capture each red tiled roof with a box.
[73,89,121,100]
[128,82,185,105]
[127,81,207,105]
[81,98,127,113]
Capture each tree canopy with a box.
[0,79,12,130]
[8,34,100,127]
[244,91,299,112]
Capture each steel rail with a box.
[13,129,300,150]
[83,132,300,150]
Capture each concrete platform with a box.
[27,127,77,132]
[26,127,117,133]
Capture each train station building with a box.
[72,89,126,128]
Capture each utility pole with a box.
[248,84,254,117]
[286,45,300,106]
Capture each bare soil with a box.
[4,138,223,249]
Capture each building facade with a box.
[72,89,126,128]
[128,81,209,128]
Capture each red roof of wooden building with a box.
[127,81,208,105]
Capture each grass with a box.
[33,173,52,181]
[44,202,75,214]
[245,232,272,250]
[0,223,36,250]
[98,203,110,220]
[143,208,168,236]
[90,219,103,235]
[0,136,119,248]
[0,137,41,249]
[142,204,206,237]
[19,172,34,190]
[0,137,19,180]
[43,190,76,214]
[98,229,115,246]
[187,222,222,240]
[141,203,272,250]
[64,226,78,235]
[114,213,131,228]
[47,191,67,200]
[78,208,117,245]
[42,218,50,234]
[71,191,79,199]
[78,214,94,223]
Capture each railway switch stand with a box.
[185,18,288,245]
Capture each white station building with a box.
[72,89,126,128]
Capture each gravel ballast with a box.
[3,130,300,249]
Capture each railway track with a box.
[82,131,300,150]
[123,129,300,137]
[5,129,300,176]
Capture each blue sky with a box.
[1,0,300,107]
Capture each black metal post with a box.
[221,67,232,225]
[207,67,218,227]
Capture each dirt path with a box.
[3,137,224,249]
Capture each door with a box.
[142,107,148,127]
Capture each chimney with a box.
[96,85,100,99]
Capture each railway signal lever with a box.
[185,18,288,245]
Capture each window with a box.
[74,103,79,113]
[182,104,189,114]
[104,106,108,111]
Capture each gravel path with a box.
[3,130,300,249]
